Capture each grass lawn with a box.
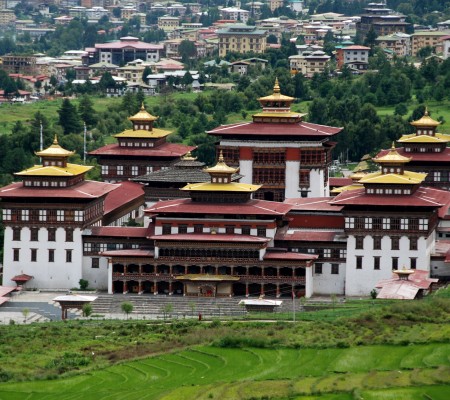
[0,344,448,399]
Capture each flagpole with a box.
[293,289,295,322]
[40,121,43,151]
[83,122,87,164]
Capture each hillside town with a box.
[0,1,449,100]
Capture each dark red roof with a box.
[329,177,353,187]
[146,198,293,216]
[11,274,33,282]
[263,251,317,261]
[276,230,340,242]
[89,226,149,238]
[104,181,144,214]
[208,121,342,138]
[151,233,271,243]
[377,147,450,162]
[330,187,450,215]
[0,180,118,200]
[89,143,195,158]
[284,197,343,212]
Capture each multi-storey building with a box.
[0,138,143,290]
[208,80,342,201]
[220,7,249,24]
[336,45,370,71]
[375,32,411,57]
[89,105,194,182]
[217,24,267,57]
[103,154,316,297]
[82,37,163,66]
[443,35,450,60]
[158,16,180,32]
[289,50,330,77]
[377,110,450,190]
[1,55,37,75]
[330,145,450,296]
[411,31,447,57]
[357,3,410,37]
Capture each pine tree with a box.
[58,98,83,134]
[78,95,97,128]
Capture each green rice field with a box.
[0,343,449,400]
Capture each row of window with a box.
[3,209,83,222]
[13,248,72,263]
[345,217,428,231]
[101,165,160,176]
[315,263,339,275]
[83,243,140,253]
[118,141,154,147]
[161,224,267,237]
[355,256,417,270]
[355,236,418,250]
[404,146,441,152]
[366,188,411,195]
[12,227,74,242]
[295,248,347,259]
[23,180,68,187]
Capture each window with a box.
[66,249,72,263]
[392,257,398,270]
[49,249,55,263]
[383,218,390,230]
[356,256,362,269]
[400,219,409,230]
[75,210,83,222]
[331,264,339,275]
[241,225,251,235]
[355,236,364,249]
[178,224,187,234]
[13,248,19,262]
[374,256,380,270]
[117,165,123,175]
[21,209,29,221]
[391,237,399,250]
[194,224,203,233]
[257,226,267,237]
[391,218,400,230]
[131,166,139,176]
[355,218,365,229]
[340,249,347,258]
[30,227,39,241]
[373,236,381,250]
[92,258,100,269]
[299,169,310,186]
[48,228,56,242]
[57,210,64,222]
[31,248,37,262]
[410,237,418,251]
[101,165,109,175]
[345,217,355,229]
[162,224,171,235]
[66,228,73,242]
[225,225,234,234]
[12,227,21,241]
[365,218,372,229]
[419,219,428,231]
[315,263,322,274]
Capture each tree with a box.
[58,98,83,134]
[22,308,30,323]
[82,303,93,317]
[364,27,378,51]
[98,72,116,91]
[78,95,97,128]
[79,279,89,290]
[181,71,194,87]
[162,303,173,320]
[178,40,197,64]
[142,66,152,84]
[121,302,133,319]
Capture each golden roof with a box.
[252,111,303,118]
[204,151,239,174]
[350,172,367,182]
[373,143,411,164]
[114,128,171,139]
[128,103,158,122]
[410,108,440,127]
[258,78,295,102]
[397,133,450,143]
[358,170,426,185]
[15,163,92,177]
[181,181,261,192]
[35,136,74,158]
[330,183,363,194]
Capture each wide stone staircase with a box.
[90,294,309,318]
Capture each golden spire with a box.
[410,107,440,128]
[182,151,197,161]
[204,150,238,174]
[35,135,74,157]
[373,144,411,164]
[128,104,158,122]
[424,106,429,116]
[273,77,280,94]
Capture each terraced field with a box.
[1,343,449,400]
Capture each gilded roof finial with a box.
[424,106,428,116]
[218,150,225,163]
[391,142,396,150]
[273,77,280,94]
[53,135,58,145]
[141,102,145,110]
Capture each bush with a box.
[79,279,89,290]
